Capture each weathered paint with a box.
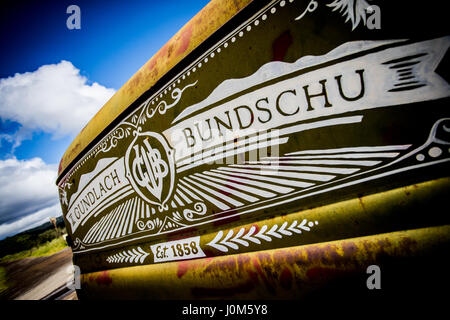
[57,0,450,255]
[55,0,450,300]
[57,0,253,178]
[73,177,450,273]
[78,225,450,299]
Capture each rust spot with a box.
[159,43,169,61]
[150,66,159,79]
[126,71,143,95]
[205,256,237,273]
[252,257,264,276]
[361,239,373,253]
[167,43,174,59]
[376,238,392,250]
[237,254,250,271]
[147,57,157,71]
[279,267,293,290]
[191,279,254,297]
[304,244,322,263]
[176,24,193,56]
[67,142,80,159]
[398,237,418,255]
[272,30,293,61]
[273,249,295,265]
[177,260,189,278]
[306,267,348,281]
[95,271,112,286]
[203,248,215,257]
[252,257,276,295]
[358,196,367,212]
[247,269,259,283]
[232,0,240,10]
[257,252,271,263]
[342,241,358,256]
[302,243,348,267]
[322,244,346,267]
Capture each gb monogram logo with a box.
[125,130,175,211]
[131,139,167,201]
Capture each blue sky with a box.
[0,0,209,239]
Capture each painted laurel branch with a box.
[183,202,207,221]
[207,219,319,253]
[106,247,149,264]
[139,80,198,125]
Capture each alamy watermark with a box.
[66,264,81,290]
[366,5,381,30]
[296,0,381,30]
[66,5,81,30]
[366,264,381,290]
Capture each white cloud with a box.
[0,158,61,239]
[0,204,61,240]
[0,126,33,156]
[0,62,116,239]
[0,60,115,140]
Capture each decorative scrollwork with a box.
[94,80,197,156]
[183,202,207,221]
[96,126,133,156]
[136,217,163,231]
[73,238,86,250]
[139,80,198,125]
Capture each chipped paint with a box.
[72,177,450,273]
[79,225,450,299]
[56,0,450,301]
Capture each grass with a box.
[0,267,7,295]
[0,236,68,263]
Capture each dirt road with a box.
[0,247,77,300]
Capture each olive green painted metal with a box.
[78,225,450,299]
[73,177,450,273]
[56,0,450,299]
[57,0,253,177]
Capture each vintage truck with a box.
[56,0,450,300]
